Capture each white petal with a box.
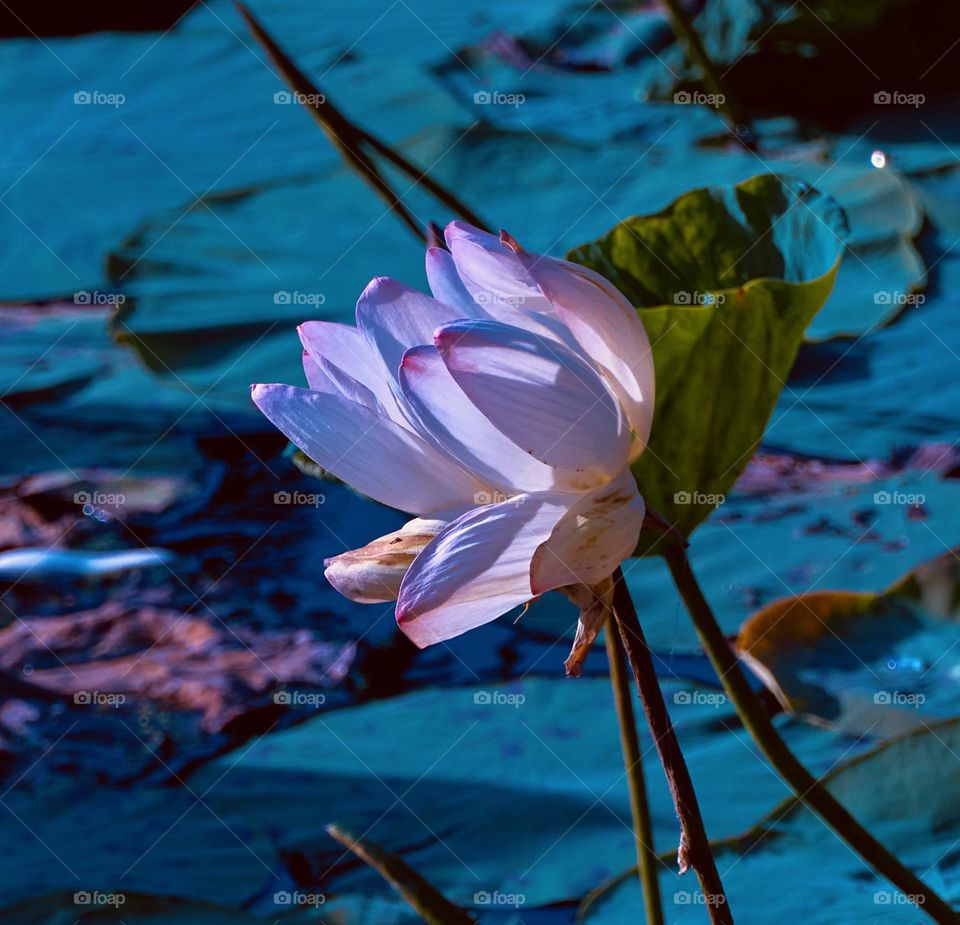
[435,319,630,488]
[299,321,403,421]
[425,246,481,316]
[251,383,482,515]
[399,344,556,493]
[519,255,656,457]
[396,493,572,647]
[444,222,548,310]
[444,223,578,346]
[530,468,644,593]
[302,351,338,393]
[355,276,465,386]
[443,223,655,458]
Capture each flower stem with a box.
[236,3,489,241]
[610,568,733,924]
[664,546,958,924]
[605,619,665,925]
[658,0,752,145]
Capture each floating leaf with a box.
[584,717,960,923]
[568,173,846,543]
[807,165,924,341]
[737,544,960,736]
[0,678,837,911]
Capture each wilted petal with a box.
[251,383,482,515]
[435,319,630,487]
[399,344,556,494]
[562,578,614,678]
[396,492,573,647]
[530,468,644,593]
[324,518,445,603]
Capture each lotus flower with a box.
[252,223,655,674]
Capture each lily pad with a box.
[568,173,845,541]
[737,544,960,736]
[0,677,839,912]
[808,164,925,341]
[585,716,960,923]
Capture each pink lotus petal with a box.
[251,383,482,515]
[531,468,645,593]
[444,223,579,347]
[435,319,630,487]
[425,246,481,316]
[299,320,405,421]
[520,255,655,457]
[396,492,572,647]
[355,276,466,387]
[444,221,548,311]
[399,344,556,494]
[302,350,338,394]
